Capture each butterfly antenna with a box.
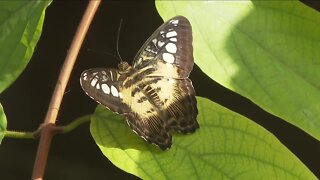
[87,48,119,61]
[116,18,124,63]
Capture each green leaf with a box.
[90,97,316,179]
[156,1,320,141]
[0,1,51,93]
[0,103,7,144]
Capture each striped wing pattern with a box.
[80,16,198,150]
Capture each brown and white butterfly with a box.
[80,16,199,150]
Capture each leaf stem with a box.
[3,114,92,140]
[60,114,91,134]
[4,130,35,139]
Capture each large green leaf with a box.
[0,103,7,144]
[90,97,316,179]
[156,1,320,141]
[0,1,51,93]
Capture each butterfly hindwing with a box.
[153,78,198,133]
[123,76,198,150]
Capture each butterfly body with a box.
[80,16,199,150]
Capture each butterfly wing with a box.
[121,16,198,149]
[124,76,198,150]
[80,16,198,150]
[80,68,130,114]
[80,68,173,149]
[132,16,194,78]
[151,78,198,133]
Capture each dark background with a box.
[0,1,319,179]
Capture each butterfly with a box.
[80,16,199,150]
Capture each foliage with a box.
[156,0,320,142]
[0,1,318,179]
[0,1,51,145]
[91,97,316,179]
[89,1,320,179]
[0,104,6,144]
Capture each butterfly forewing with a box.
[80,68,130,114]
[133,16,194,78]
[80,16,199,150]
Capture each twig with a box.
[4,130,35,139]
[31,1,101,179]
[4,114,91,139]
[60,114,91,134]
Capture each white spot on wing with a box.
[170,38,177,42]
[96,83,100,89]
[152,38,157,45]
[91,78,98,86]
[101,84,110,94]
[157,41,165,47]
[83,76,88,81]
[165,43,177,53]
[111,85,119,97]
[171,19,179,25]
[162,53,175,63]
[166,31,177,38]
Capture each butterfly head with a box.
[118,61,131,73]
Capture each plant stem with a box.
[4,114,91,140]
[4,130,35,139]
[32,1,101,179]
[61,114,91,134]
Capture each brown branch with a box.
[31,1,101,179]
